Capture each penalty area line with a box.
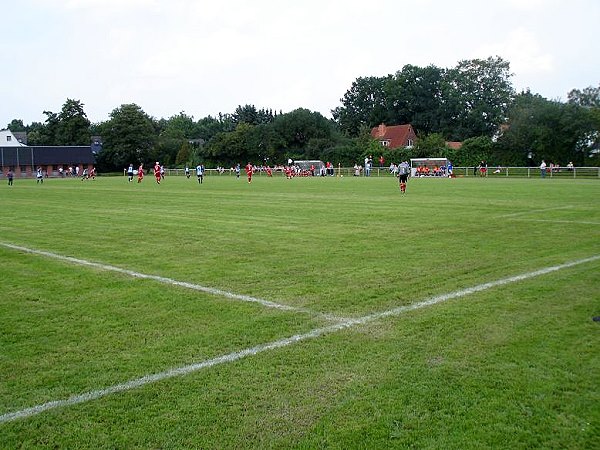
[1,253,599,425]
[0,241,344,323]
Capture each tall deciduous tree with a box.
[6,119,26,132]
[442,56,514,140]
[55,98,91,145]
[568,84,600,108]
[495,91,596,166]
[274,108,333,149]
[332,76,390,136]
[386,64,445,134]
[97,104,157,171]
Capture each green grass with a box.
[0,175,599,448]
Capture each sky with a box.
[1,0,598,127]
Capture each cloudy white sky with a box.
[1,0,598,127]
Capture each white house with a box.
[0,129,26,147]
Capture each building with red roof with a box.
[370,123,417,149]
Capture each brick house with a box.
[0,129,95,178]
[370,123,417,149]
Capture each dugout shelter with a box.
[410,158,451,177]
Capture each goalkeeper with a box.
[397,161,410,194]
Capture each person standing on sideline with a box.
[153,162,161,184]
[127,164,134,182]
[540,160,547,178]
[137,164,144,183]
[245,162,253,183]
[185,166,190,179]
[36,167,44,184]
[196,163,205,184]
[7,168,14,186]
[397,161,410,194]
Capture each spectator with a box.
[540,160,547,178]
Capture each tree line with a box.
[6,56,600,171]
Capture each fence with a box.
[163,166,600,179]
[452,166,600,179]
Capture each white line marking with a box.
[2,254,598,424]
[0,242,343,323]
[508,218,600,226]
[498,205,574,218]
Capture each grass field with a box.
[1,174,599,449]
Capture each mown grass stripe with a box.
[0,242,344,323]
[2,254,597,425]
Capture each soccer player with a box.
[185,166,190,179]
[137,164,144,183]
[235,163,241,179]
[196,163,204,184]
[154,162,161,184]
[127,164,134,182]
[36,167,44,184]
[397,161,410,194]
[245,162,253,183]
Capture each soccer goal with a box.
[293,160,325,176]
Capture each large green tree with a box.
[568,84,600,108]
[332,76,390,136]
[55,98,91,145]
[333,57,514,141]
[6,119,26,132]
[441,57,514,140]
[232,105,275,126]
[386,64,445,134]
[97,104,157,171]
[495,91,596,166]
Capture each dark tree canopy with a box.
[333,57,514,141]
[96,104,157,171]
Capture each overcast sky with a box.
[1,0,598,127]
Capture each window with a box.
[6,135,11,142]
[406,139,414,148]
[380,140,390,147]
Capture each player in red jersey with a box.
[154,162,161,184]
[245,162,253,183]
[137,164,144,183]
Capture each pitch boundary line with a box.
[0,242,345,323]
[1,254,598,424]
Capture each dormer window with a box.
[6,135,11,142]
